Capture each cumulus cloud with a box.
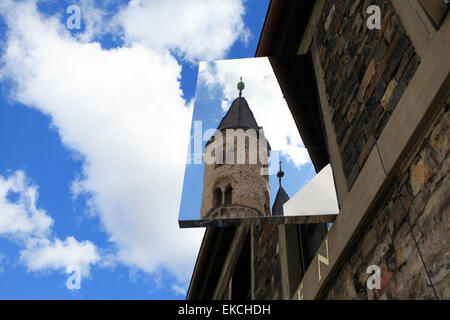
[76,0,112,42]
[20,236,99,277]
[0,0,252,284]
[198,58,311,168]
[0,171,53,238]
[0,171,99,276]
[116,0,249,61]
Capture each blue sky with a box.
[0,0,314,300]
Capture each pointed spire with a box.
[277,161,284,187]
[272,162,289,216]
[237,77,245,97]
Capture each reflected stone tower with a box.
[200,80,271,220]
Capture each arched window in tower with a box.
[264,191,270,216]
[213,188,222,208]
[224,185,232,205]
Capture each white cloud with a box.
[116,0,249,61]
[20,236,99,277]
[198,58,311,168]
[0,171,53,238]
[76,0,112,42]
[0,170,99,277]
[171,284,187,297]
[0,0,254,284]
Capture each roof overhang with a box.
[256,0,315,57]
[255,0,329,172]
[186,227,236,299]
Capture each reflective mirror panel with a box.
[178,57,338,228]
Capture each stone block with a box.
[429,110,450,162]
[400,249,423,281]
[324,4,336,32]
[367,60,386,99]
[393,223,414,268]
[368,80,387,107]
[384,28,401,61]
[374,40,388,61]
[384,14,399,43]
[334,14,344,34]
[408,185,431,229]
[381,79,398,109]
[374,260,393,297]
[359,59,376,99]
[346,100,359,124]
[409,159,432,196]
[386,79,407,113]
[377,8,393,40]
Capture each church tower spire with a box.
[277,161,284,187]
[272,161,289,216]
[200,80,271,219]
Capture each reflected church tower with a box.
[200,80,271,219]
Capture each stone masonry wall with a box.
[252,224,283,299]
[201,131,270,218]
[315,0,421,189]
[218,225,283,300]
[325,103,449,299]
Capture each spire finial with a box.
[277,161,284,187]
[237,77,245,97]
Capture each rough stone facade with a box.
[201,130,270,219]
[316,0,421,189]
[252,224,283,299]
[325,104,449,299]
[246,0,447,300]
[219,224,283,300]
